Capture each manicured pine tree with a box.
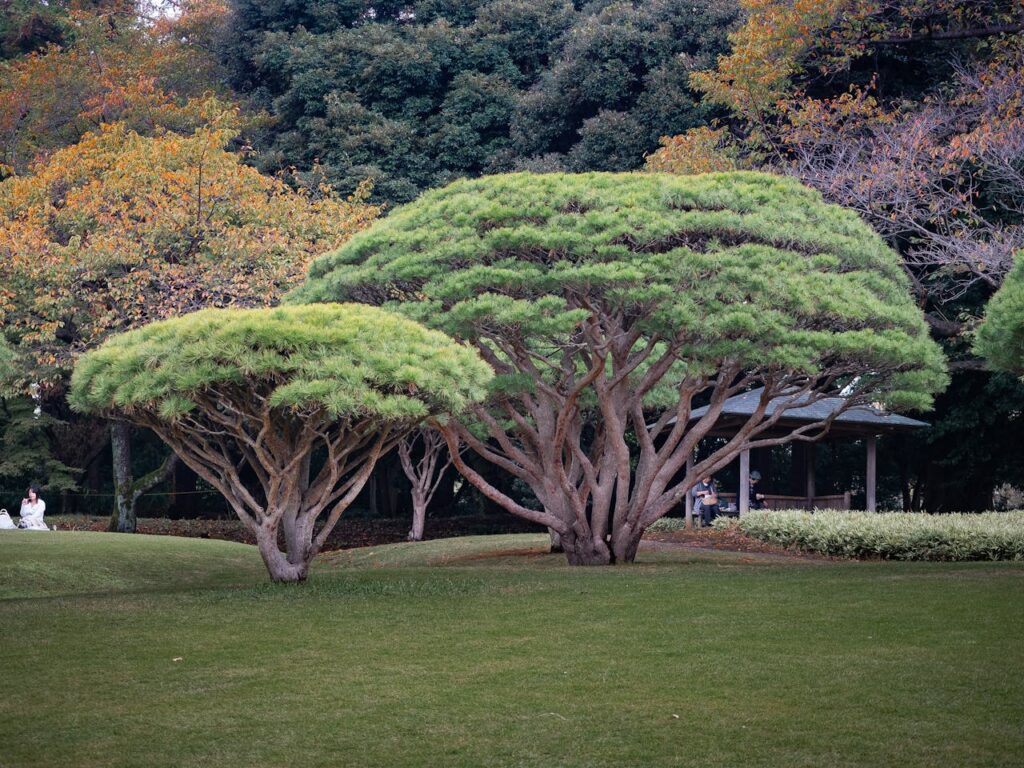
[69,304,492,581]
[292,171,947,565]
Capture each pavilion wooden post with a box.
[866,436,878,512]
[806,443,816,506]
[739,448,750,517]
[684,451,695,529]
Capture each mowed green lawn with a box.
[1,532,1022,768]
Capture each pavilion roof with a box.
[685,387,929,435]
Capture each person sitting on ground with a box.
[691,475,720,527]
[18,485,48,530]
[748,471,766,511]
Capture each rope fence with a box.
[0,488,221,498]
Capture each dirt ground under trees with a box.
[642,526,837,560]
[50,515,831,559]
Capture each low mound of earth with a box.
[50,514,544,551]
[51,515,825,559]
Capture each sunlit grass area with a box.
[2,531,1022,767]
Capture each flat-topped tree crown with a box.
[70,304,492,582]
[292,172,947,565]
[71,303,488,421]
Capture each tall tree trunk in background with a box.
[386,462,401,517]
[109,422,178,533]
[398,429,457,542]
[367,474,379,517]
[168,462,198,519]
[409,487,427,541]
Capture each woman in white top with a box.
[19,485,48,530]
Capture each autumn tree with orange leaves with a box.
[0,1,235,177]
[647,0,1024,512]
[650,0,1024,333]
[0,2,260,515]
[0,116,379,530]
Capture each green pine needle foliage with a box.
[69,304,493,423]
[291,171,946,410]
[976,251,1024,377]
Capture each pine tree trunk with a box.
[611,522,643,564]
[282,512,314,566]
[408,492,427,541]
[547,527,563,553]
[255,524,309,583]
[559,529,612,565]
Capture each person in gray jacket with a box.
[691,475,720,527]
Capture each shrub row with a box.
[715,510,1024,561]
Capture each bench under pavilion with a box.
[680,388,929,524]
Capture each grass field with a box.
[2,531,1022,767]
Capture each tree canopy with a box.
[0,336,15,387]
[70,303,491,421]
[1,1,234,177]
[222,0,738,204]
[645,0,1024,511]
[292,171,947,563]
[977,252,1024,376]
[0,119,379,390]
[70,303,493,579]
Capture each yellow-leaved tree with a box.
[0,116,380,530]
[0,1,235,176]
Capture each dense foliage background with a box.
[223,0,739,203]
[1,0,1022,519]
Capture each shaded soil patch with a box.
[644,525,838,560]
[443,546,553,565]
[50,516,838,561]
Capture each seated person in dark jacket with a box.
[748,470,766,510]
[691,475,720,526]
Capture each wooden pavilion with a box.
[681,388,928,523]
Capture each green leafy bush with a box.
[647,517,690,533]
[720,510,1024,561]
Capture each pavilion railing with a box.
[717,492,852,511]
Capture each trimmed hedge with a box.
[716,510,1024,561]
